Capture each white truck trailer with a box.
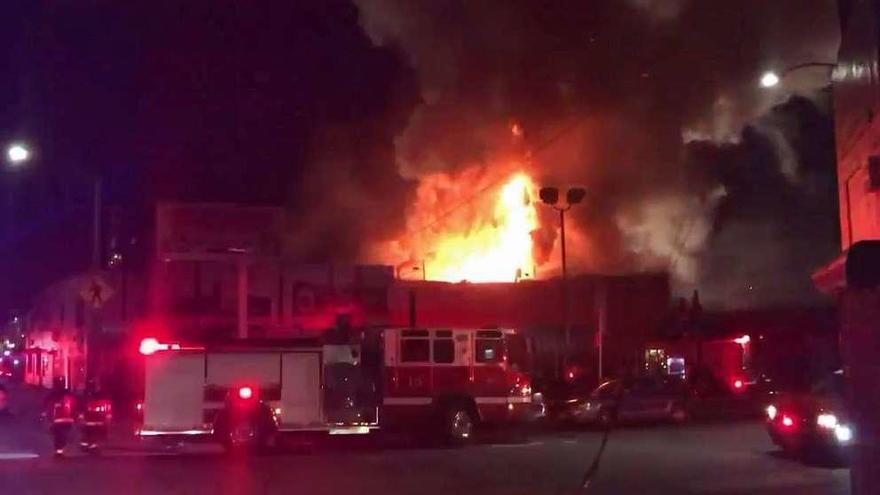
[136,337,377,450]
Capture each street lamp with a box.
[759,62,837,88]
[539,186,586,351]
[6,143,30,166]
[759,72,781,88]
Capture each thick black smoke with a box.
[352,0,840,308]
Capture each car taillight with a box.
[238,386,253,400]
[781,414,795,428]
[733,379,744,390]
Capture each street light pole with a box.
[558,208,569,347]
[92,177,102,269]
[539,186,586,357]
[4,143,31,239]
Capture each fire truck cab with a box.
[381,327,537,442]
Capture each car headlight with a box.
[817,413,838,429]
[834,425,853,443]
[766,405,777,421]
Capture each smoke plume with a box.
[352,0,840,308]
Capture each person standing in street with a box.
[44,377,77,457]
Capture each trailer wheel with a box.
[443,404,476,445]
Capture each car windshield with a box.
[1,1,855,493]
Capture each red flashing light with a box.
[136,402,143,412]
[139,337,162,356]
[733,379,744,390]
[238,386,254,400]
[138,337,185,355]
[781,415,795,428]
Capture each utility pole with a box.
[4,143,31,240]
[595,279,607,385]
[85,176,103,390]
[237,257,248,339]
[92,177,102,269]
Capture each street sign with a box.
[80,276,115,309]
[155,203,284,258]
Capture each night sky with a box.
[0,1,842,314]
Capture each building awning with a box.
[812,252,847,295]
[813,241,880,294]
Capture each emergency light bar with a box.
[139,337,182,356]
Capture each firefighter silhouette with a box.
[45,377,77,456]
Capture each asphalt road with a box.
[0,383,851,494]
[0,414,850,495]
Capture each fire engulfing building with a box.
[24,201,671,393]
[150,202,671,381]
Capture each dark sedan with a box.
[550,376,689,427]
[766,371,853,458]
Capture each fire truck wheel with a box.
[443,405,476,445]
[216,409,277,454]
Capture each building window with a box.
[475,339,504,363]
[401,338,430,363]
[432,338,455,364]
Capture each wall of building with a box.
[833,0,880,249]
[152,258,394,340]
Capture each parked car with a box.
[766,371,853,458]
[549,376,689,427]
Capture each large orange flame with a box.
[381,168,541,283]
[429,173,538,282]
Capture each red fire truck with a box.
[135,326,537,448]
[381,327,537,441]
